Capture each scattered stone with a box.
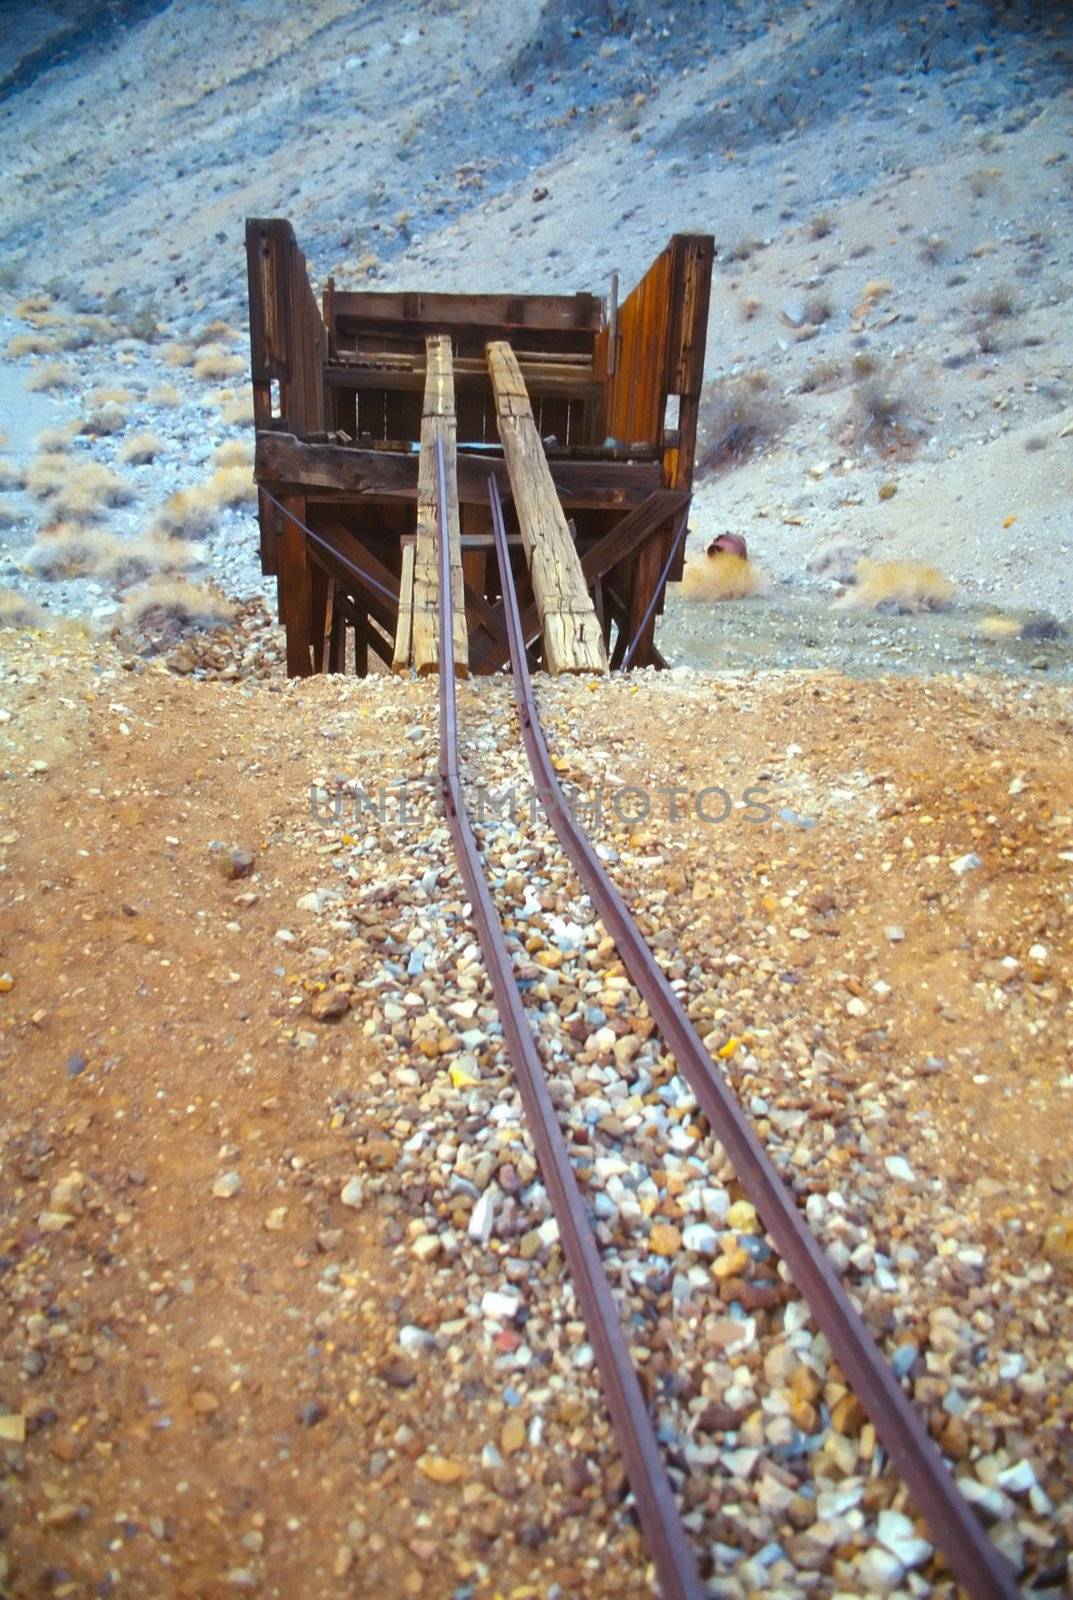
[310,988,350,1022]
[417,1455,464,1484]
[212,1171,242,1199]
[649,1222,682,1257]
[884,1155,915,1182]
[340,1177,365,1210]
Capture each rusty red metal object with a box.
[486,471,1019,1600]
[434,438,704,1600]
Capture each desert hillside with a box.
[0,6,1071,1600]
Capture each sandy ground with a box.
[1,631,1071,1596]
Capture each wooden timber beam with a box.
[325,356,601,403]
[255,432,662,511]
[413,336,468,676]
[486,342,607,676]
[393,542,416,673]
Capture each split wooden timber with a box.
[412,336,467,676]
[486,341,607,677]
[253,432,663,511]
[393,541,416,672]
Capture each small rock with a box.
[1042,1217,1073,1272]
[220,847,255,880]
[950,852,982,877]
[189,1390,220,1415]
[0,1414,26,1443]
[297,1400,327,1427]
[649,1222,682,1257]
[500,1414,526,1455]
[378,1357,416,1389]
[417,1454,464,1484]
[213,1171,242,1199]
[410,1233,441,1263]
[65,1051,87,1077]
[340,1176,365,1210]
[311,988,350,1022]
[884,924,905,943]
[884,1155,915,1182]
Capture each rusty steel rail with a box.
[485,472,1019,1600]
[433,438,704,1600]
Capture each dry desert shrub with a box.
[0,586,47,629]
[213,440,252,468]
[6,331,58,358]
[697,373,787,474]
[14,294,52,319]
[803,290,833,326]
[80,404,126,438]
[27,455,130,520]
[163,342,195,367]
[120,577,233,631]
[36,426,76,452]
[88,386,135,407]
[204,463,255,507]
[26,362,75,392]
[149,383,183,407]
[29,527,194,584]
[0,502,20,529]
[0,458,26,492]
[193,347,245,382]
[196,320,239,346]
[680,551,759,601]
[838,559,953,613]
[918,234,949,265]
[215,389,255,426]
[120,432,165,465]
[724,235,763,263]
[967,166,1002,198]
[798,357,843,394]
[847,375,917,448]
[979,614,1020,639]
[808,210,833,240]
[152,488,219,539]
[972,282,1017,320]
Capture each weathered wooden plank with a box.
[413,336,468,676]
[279,494,314,678]
[325,357,601,403]
[331,289,604,333]
[255,432,662,510]
[486,342,607,676]
[393,541,416,673]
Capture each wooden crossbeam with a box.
[255,432,663,510]
[486,341,607,676]
[411,337,468,676]
[393,542,415,673]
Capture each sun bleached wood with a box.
[486,341,607,676]
[412,336,468,675]
[393,540,416,672]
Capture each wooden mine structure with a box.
[246,218,714,677]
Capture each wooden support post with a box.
[393,542,416,673]
[328,588,346,673]
[279,494,314,677]
[353,607,369,678]
[486,341,607,676]
[310,562,329,673]
[412,336,468,675]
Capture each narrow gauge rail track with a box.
[431,438,1019,1600]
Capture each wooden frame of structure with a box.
[246,217,713,676]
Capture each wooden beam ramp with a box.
[405,335,468,676]
[486,340,608,676]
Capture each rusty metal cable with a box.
[486,470,1020,1600]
